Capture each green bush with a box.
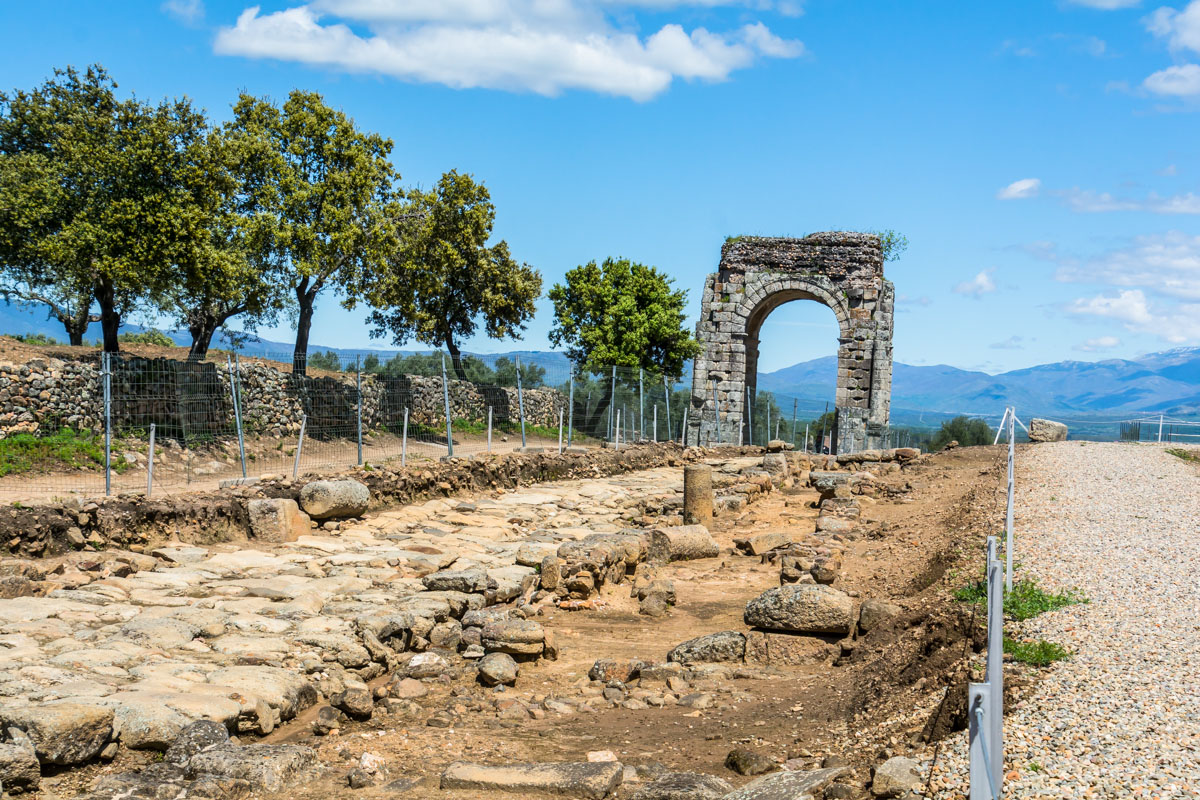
[931,415,994,451]
[954,576,1087,621]
[117,329,175,347]
[1004,637,1071,666]
[9,333,62,346]
[0,428,129,476]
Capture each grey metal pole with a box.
[441,354,454,458]
[558,408,564,454]
[1158,413,1164,442]
[487,406,493,453]
[968,683,996,800]
[663,376,672,441]
[986,536,1004,794]
[1006,409,1015,591]
[147,423,155,498]
[226,355,247,479]
[792,399,798,447]
[516,355,527,448]
[765,401,770,445]
[401,408,409,466]
[293,414,307,478]
[623,404,628,445]
[356,358,363,466]
[608,365,616,440]
[638,368,644,441]
[680,403,688,447]
[566,371,575,448]
[653,405,657,442]
[103,352,112,496]
[615,409,621,451]
[804,423,810,453]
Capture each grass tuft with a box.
[1004,636,1071,666]
[0,428,129,476]
[1167,448,1199,463]
[953,577,1087,621]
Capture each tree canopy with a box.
[365,170,541,380]
[548,257,700,377]
[930,415,994,451]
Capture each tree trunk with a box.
[59,301,94,347]
[94,277,121,353]
[446,333,466,381]
[293,278,316,375]
[187,317,217,362]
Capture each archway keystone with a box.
[687,232,894,453]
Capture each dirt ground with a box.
[169,445,1007,798]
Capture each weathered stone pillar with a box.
[683,464,713,525]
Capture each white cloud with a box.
[163,0,205,23]
[953,270,997,298]
[990,335,1024,350]
[1066,0,1140,7]
[1145,1,1200,53]
[1055,230,1200,300]
[1053,186,1200,212]
[997,178,1041,199]
[214,2,803,100]
[1144,63,1200,95]
[1074,335,1121,351]
[1067,289,1200,342]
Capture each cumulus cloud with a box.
[1074,335,1121,351]
[1053,186,1200,213]
[989,336,1025,350]
[1145,1,1200,53]
[1055,230,1200,300]
[1067,289,1200,342]
[1144,63,1200,95]
[953,270,997,298]
[997,178,1041,199]
[214,1,804,100]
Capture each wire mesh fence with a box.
[0,349,694,502]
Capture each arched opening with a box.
[747,297,844,450]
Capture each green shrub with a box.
[118,329,175,347]
[1004,637,1071,666]
[9,333,62,346]
[953,576,1087,621]
[1167,448,1199,463]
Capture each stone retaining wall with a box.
[0,355,566,440]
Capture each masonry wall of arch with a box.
[686,233,895,454]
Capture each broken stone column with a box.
[683,464,713,525]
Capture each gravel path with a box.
[928,442,1200,799]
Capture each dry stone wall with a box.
[0,355,565,440]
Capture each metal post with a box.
[227,355,247,479]
[653,405,657,443]
[608,365,616,440]
[968,684,997,800]
[1006,410,1015,591]
[680,403,689,447]
[615,409,621,451]
[663,376,672,441]
[986,536,1004,794]
[993,407,1010,446]
[516,355,527,448]
[356,357,363,466]
[103,352,112,496]
[567,371,575,448]
[487,406,493,453]
[146,423,156,498]
[441,354,454,458]
[804,423,810,453]
[1158,413,1164,442]
[623,404,628,445]
[765,401,770,445]
[293,414,307,479]
[557,408,564,453]
[791,399,798,448]
[401,408,409,466]
[639,369,644,441]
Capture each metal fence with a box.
[0,349,697,502]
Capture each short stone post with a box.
[683,464,713,525]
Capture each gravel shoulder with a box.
[929,442,1200,799]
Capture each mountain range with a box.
[3,301,1197,422]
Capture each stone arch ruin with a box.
[686,232,894,454]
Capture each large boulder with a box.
[871,756,922,798]
[722,768,847,800]
[247,498,310,543]
[0,703,113,766]
[0,738,40,793]
[186,743,313,793]
[631,771,732,800]
[667,631,746,664]
[481,619,545,657]
[1028,418,1068,443]
[441,761,624,799]
[477,653,519,686]
[744,585,856,635]
[298,479,370,520]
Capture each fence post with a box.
[558,408,564,454]
[968,683,996,800]
[765,402,770,445]
[1158,413,1164,442]
[986,536,1004,794]
[293,414,307,479]
[680,403,688,447]
[623,404,628,445]
[147,423,156,498]
[663,377,673,441]
[226,355,247,479]
[791,399,798,448]
[103,352,112,496]
[615,409,621,451]
[356,357,363,466]
[516,355,527,449]
[567,371,575,448]
[639,369,644,441]
[1006,409,1015,591]
[993,407,1010,446]
[401,408,409,466]
[608,365,616,440]
[653,405,657,443]
[487,406,493,453]
[804,423,810,453]
[441,354,454,458]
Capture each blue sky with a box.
[2,0,1199,374]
